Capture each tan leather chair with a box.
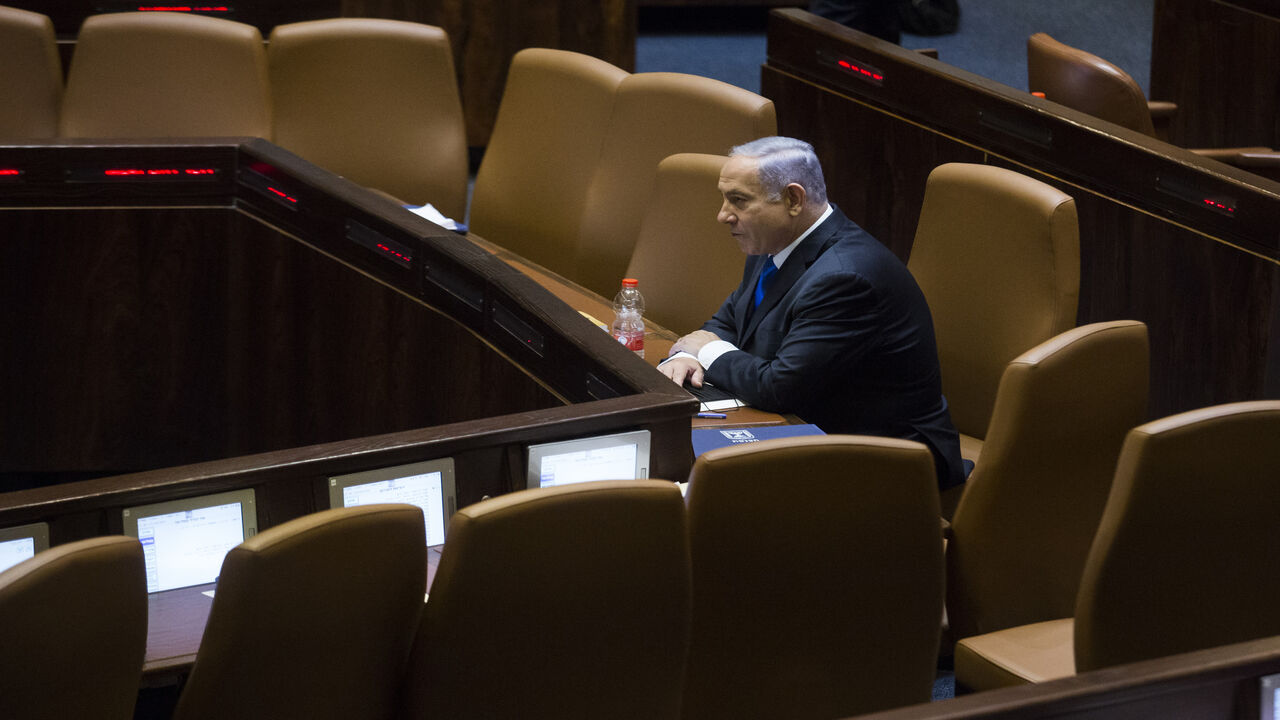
[469,48,628,273]
[575,72,776,297]
[0,536,146,720]
[172,504,426,720]
[1026,32,1272,161]
[624,153,741,333]
[400,480,689,720]
[60,12,271,138]
[946,321,1149,644]
[268,19,469,219]
[0,5,62,139]
[906,162,1080,512]
[955,400,1280,691]
[683,435,943,719]
[1027,32,1171,139]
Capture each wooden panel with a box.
[340,0,637,145]
[1151,0,1280,148]
[763,9,1280,420]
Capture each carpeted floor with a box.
[637,0,1154,96]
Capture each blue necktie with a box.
[754,257,778,308]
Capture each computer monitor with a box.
[1261,672,1280,720]
[122,488,257,593]
[328,458,457,547]
[0,522,50,574]
[525,429,651,489]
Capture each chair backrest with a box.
[683,435,943,720]
[172,504,426,720]
[60,11,271,138]
[624,152,742,333]
[1027,32,1156,137]
[0,5,62,139]
[400,480,689,720]
[946,320,1149,641]
[0,536,146,720]
[907,162,1079,441]
[575,72,776,297]
[1074,401,1280,673]
[469,48,628,272]
[268,19,469,219]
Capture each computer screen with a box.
[525,429,651,489]
[328,458,456,547]
[0,522,50,574]
[1261,672,1280,720]
[122,489,257,593]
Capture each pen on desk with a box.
[696,412,728,419]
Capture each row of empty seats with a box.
[0,8,470,219]
[7,394,1280,718]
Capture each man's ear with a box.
[782,183,807,216]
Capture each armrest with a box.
[1189,146,1273,161]
[1147,100,1178,120]
[1189,147,1280,183]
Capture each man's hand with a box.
[670,330,721,357]
[658,356,705,388]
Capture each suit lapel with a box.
[738,210,843,346]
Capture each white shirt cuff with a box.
[659,351,698,365]
[697,340,737,369]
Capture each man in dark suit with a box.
[659,136,964,490]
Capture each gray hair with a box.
[728,136,828,206]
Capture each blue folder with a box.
[691,424,826,457]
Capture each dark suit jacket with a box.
[702,206,964,489]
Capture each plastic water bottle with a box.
[611,278,646,358]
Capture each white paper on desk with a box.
[404,203,466,232]
[700,398,744,412]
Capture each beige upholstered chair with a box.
[0,5,62,139]
[624,153,741,333]
[906,162,1080,513]
[682,435,944,719]
[575,72,775,297]
[60,12,271,138]
[469,48,628,273]
[401,480,689,720]
[955,401,1280,691]
[946,321,1149,644]
[0,536,147,720]
[172,504,426,720]
[268,19,469,219]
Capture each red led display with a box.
[137,6,231,12]
[267,186,298,204]
[834,57,885,86]
[103,167,218,177]
[376,243,411,263]
[0,169,21,176]
[1204,197,1236,213]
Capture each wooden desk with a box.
[0,139,778,686]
